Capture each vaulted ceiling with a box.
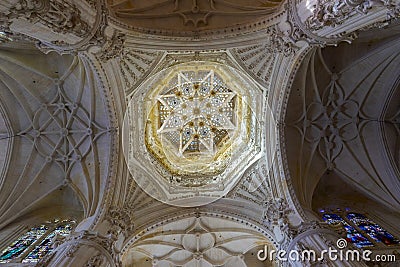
[107,0,285,34]
[284,25,400,228]
[0,49,116,229]
[0,0,399,266]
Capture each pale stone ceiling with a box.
[107,0,285,35]
[285,37,400,212]
[0,0,399,266]
[0,51,113,229]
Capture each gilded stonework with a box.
[145,63,250,181]
[124,58,264,206]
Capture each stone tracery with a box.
[124,60,265,205]
[123,215,274,267]
[157,70,236,156]
[146,67,241,178]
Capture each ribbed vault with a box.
[285,31,400,217]
[0,49,115,230]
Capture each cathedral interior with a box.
[0,0,399,266]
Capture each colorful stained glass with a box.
[22,232,54,263]
[323,213,373,248]
[0,220,75,264]
[0,225,48,263]
[322,213,343,224]
[347,213,399,246]
[54,222,74,236]
[22,223,74,263]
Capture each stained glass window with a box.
[0,220,75,264]
[22,232,54,263]
[321,210,399,249]
[0,225,48,262]
[347,213,399,246]
[322,214,373,248]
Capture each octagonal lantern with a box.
[123,61,264,206]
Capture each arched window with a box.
[0,219,75,263]
[320,209,399,248]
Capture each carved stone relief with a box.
[263,198,293,230]
[97,32,126,62]
[0,0,108,55]
[85,253,105,267]
[5,0,89,37]
[284,0,400,47]
[106,207,135,238]
[305,0,400,31]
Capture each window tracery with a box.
[320,209,399,248]
[0,219,75,263]
[346,212,399,246]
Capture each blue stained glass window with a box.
[342,224,374,248]
[22,232,55,263]
[322,213,343,224]
[0,225,48,263]
[322,213,373,248]
[22,222,74,263]
[0,220,75,264]
[347,213,399,246]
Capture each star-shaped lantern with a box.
[157,70,236,157]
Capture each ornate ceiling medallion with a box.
[123,60,264,207]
